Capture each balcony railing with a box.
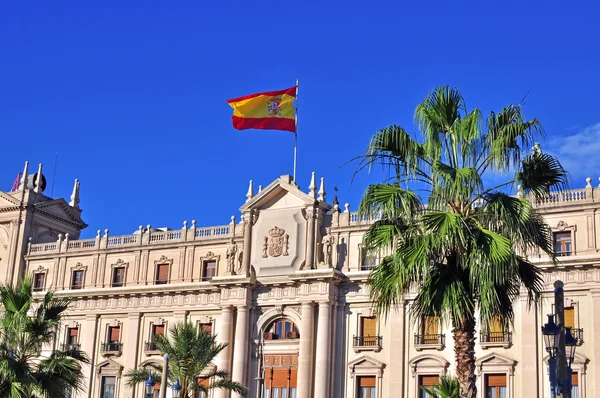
[353,335,382,352]
[100,342,122,354]
[144,341,159,352]
[32,286,45,292]
[480,331,512,344]
[556,251,572,257]
[414,334,445,345]
[61,343,81,351]
[572,328,584,345]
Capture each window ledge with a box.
[144,349,161,356]
[480,341,511,350]
[100,350,122,358]
[353,344,382,353]
[414,343,444,352]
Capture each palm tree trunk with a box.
[452,317,477,398]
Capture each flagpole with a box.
[293,78,299,184]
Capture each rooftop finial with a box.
[34,164,43,193]
[69,179,80,208]
[318,177,326,201]
[246,180,254,202]
[586,177,592,188]
[19,161,29,191]
[308,172,317,199]
[533,142,542,155]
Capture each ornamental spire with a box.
[69,179,80,209]
[308,172,317,199]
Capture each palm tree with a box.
[0,277,89,398]
[125,322,247,398]
[356,86,568,398]
[421,376,460,398]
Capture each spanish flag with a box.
[227,86,297,133]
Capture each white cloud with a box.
[545,122,600,186]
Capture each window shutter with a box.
[197,377,210,387]
[69,328,79,337]
[358,376,376,387]
[200,323,213,335]
[271,369,288,388]
[420,375,439,387]
[572,372,578,386]
[362,317,377,336]
[110,326,120,341]
[486,374,506,387]
[490,316,503,333]
[265,369,273,388]
[157,264,169,281]
[564,307,575,329]
[289,369,297,388]
[424,316,438,335]
[154,325,165,336]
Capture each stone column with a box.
[333,303,346,398]
[305,208,316,270]
[231,306,249,398]
[314,301,332,397]
[242,212,253,276]
[215,306,234,398]
[82,314,99,398]
[297,302,315,398]
[124,313,142,398]
[518,293,539,398]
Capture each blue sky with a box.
[1,1,599,238]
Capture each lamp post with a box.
[159,354,169,398]
[542,280,578,398]
[145,375,155,398]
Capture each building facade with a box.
[2,161,599,398]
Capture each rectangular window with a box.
[554,232,572,256]
[202,261,216,281]
[485,374,507,398]
[265,369,296,398]
[421,316,439,344]
[155,263,169,284]
[100,376,116,398]
[361,248,379,271]
[67,327,79,345]
[71,270,84,289]
[572,372,578,398]
[361,317,377,336]
[564,306,575,329]
[33,273,46,291]
[199,322,213,335]
[107,326,120,351]
[419,375,439,398]
[358,376,376,398]
[112,267,126,287]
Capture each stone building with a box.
[2,161,599,398]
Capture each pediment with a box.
[409,354,450,367]
[0,191,21,210]
[348,355,385,369]
[34,199,87,227]
[475,352,516,367]
[96,358,123,375]
[240,175,331,212]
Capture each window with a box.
[71,270,84,289]
[112,267,126,287]
[422,316,439,344]
[419,375,439,398]
[554,232,572,256]
[196,377,209,398]
[354,316,380,347]
[264,319,299,340]
[480,316,511,345]
[201,261,216,281]
[572,372,578,398]
[66,327,79,347]
[33,273,46,292]
[104,326,120,352]
[100,376,116,398]
[155,263,169,284]
[564,306,575,329]
[361,249,379,271]
[485,374,506,398]
[358,376,376,398]
[265,369,296,398]
[145,324,164,352]
[199,322,213,335]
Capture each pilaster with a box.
[124,313,142,398]
[215,306,234,398]
[518,293,539,398]
[231,306,250,398]
[314,301,332,397]
[82,314,99,398]
[297,301,315,398]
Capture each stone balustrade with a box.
[27,218,240,255]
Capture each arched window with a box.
[264,319,299,340]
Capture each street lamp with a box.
[171,379,182,398]
[541,280,579,398]
[145,376,155,398]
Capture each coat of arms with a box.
[267,96,283,117]
[263,226,289,258]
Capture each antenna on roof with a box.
[50,152,58,197]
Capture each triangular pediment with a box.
[240,175,331,212]
[475,352,516,367]
[348,354,385,370]
[35,199,87,227]
[0,191,21,210]
[95,358,123,375]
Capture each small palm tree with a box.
[421,376,460,398]
[0,277,89,398]
[356,86,568,397]
[125,322,247,397]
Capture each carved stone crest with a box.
[263,226,289,258]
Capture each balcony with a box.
[61,343,81,351]
[353,335,382,353]
[32,286,45,292]
[414,334,445,351]
[144,341,160,355]
[100,342,122,357]
[480,331,512,349]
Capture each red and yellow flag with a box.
[226,86,296,133]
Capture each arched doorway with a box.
[261,318,299,398]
